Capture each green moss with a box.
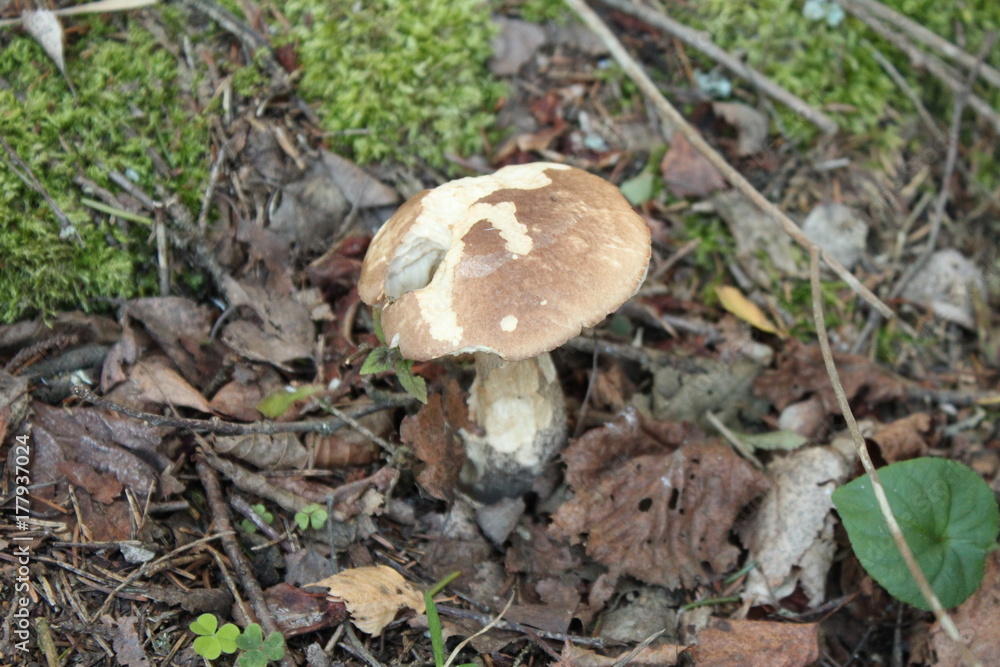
[0,14,209,323]
[282,0,504,168]
[676,0,1000,146]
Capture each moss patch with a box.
[282,0,504,168]
[677,0,1000,145]
[0,13,209,323]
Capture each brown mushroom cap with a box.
[359,162,651,362]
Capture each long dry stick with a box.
[564,0,894,319]
[838,0,1000,89]
[597,0,839,135]
[809,246,977,666]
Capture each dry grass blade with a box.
[808,246,978,666]
[0,0,157,26]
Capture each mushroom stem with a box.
[460,351,568,501]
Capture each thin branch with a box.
[838,0,1000,90]
[597,0,839,135]
[564,0,894,319]
[839,2,1000,134]
[809,247,976,665]
[71,385,414,436]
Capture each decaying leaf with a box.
[311,565,425,635]
[928,550,1000,666]
[754,341,904,414]
[740,440,854,606]
[101,615,151,667]
[214,433,309,469]
[801,202,868,270]
[400,379,469,501]
[660,131,727,199]
[694,619,819,667]
[551,410,769,588]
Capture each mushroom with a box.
[359,162,651,500]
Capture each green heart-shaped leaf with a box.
[189,613,218,636]
[833,458,999,610]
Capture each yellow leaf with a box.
[310,565,425,635]
[715,285,782,335]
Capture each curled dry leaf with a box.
[129,358,213,413]
[214,433,309,469]
[712,101,769,156]
[551,409,769,588]
[310,565,425,635]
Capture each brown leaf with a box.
[400,378,469,501]
[310,565,425,635]
[694,619,818,667]
[265,582,348,637]
[33,403,158,497]
[870,413,930,463]
[0,372,29,443]
[660,131,726,199]
[219,278,315,372]
[929,550,1000,666]
[754,341,904,414]
[310,409,391,469]
[101,616,151,667]
[129,358,213,413]
[58,460,123,504]
[125,297,218,386]
[215,433,309,469]
[551,410,769,588]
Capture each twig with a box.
[597,0,839,135]
[196,454,295,667]
[809,246,976,665]
[564,0,894,319]
[838,2,1000,134]
[704,410,764,470]
[611,628,666,667]
[436,605,615,648]
[862,40,945,143]
[838,0,1000,90]
[851,33,993,354]
[71,385,413,436]
[0,135,81,244]
[320,401,398,457]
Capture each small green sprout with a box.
[235,623,286,667]
[190,613,240,660]
[361,310,428,403]
[241,504,274,534]
[294,503,328,531]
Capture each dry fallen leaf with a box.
[871,413,931,463]
[400,378,469,501]
[660,131,727,199]
[711,190,801,287]
[754,340,904,414]
[928,550,1000,666]
[695,619,819,667]
[23,9,66,75]
[310,565,425,635]
[561,642,685,666]
[551,410,769,588]
[740,441,854,607]
[715,285,781,335]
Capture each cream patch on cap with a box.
[409,164,568,346]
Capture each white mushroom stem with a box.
[460,351,568,501]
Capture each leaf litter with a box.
[2,1,999,665]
